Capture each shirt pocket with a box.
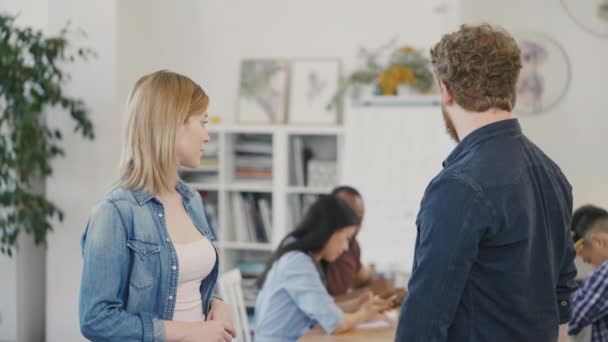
[127,239,161,289]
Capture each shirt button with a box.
[158,213,163,218]
[168,295,173,300]
[561,300,568,306]
[165,237,170,242]
[172,265,177,271]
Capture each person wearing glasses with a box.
[569,205,608,341]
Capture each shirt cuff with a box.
[152,317,165,342]
[138,312,157,342]
[557,298,572,324]
[319,305,344,334]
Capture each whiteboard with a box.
[341,103,455,273]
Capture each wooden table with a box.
[298,321,397,341]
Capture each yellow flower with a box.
[378,71,398,95]
[389,66,416,84]
[400,46,415,54]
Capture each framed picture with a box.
[237,59,289,124]
[288,59,341,124]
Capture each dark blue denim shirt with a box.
[396,119,578,342]
[79,181,219,342]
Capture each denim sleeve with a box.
[283,253,344,334]
[396,176,491,341]
[569,262,608,335]
[79,201,162,342]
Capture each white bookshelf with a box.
[219,241,275,252]
[286,186,332,194]
[179,124,344,309]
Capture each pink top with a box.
[172,237,217,322]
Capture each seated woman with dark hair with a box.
[254,195,389,342]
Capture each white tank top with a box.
[172,237,217,321]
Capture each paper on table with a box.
[357,320,392,330]
[356,310,398,330]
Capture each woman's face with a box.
[175,111,209,168]
[320,226,358,262]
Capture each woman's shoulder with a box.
[276,251,317,272]
[89,187,140,218]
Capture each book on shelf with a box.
[258,198,272,241]
[288,194,320,231]
[200,158,219,167]
[230,192,273,243]
[291,136,319,186]
[234,156,272,169]
[244,193,268,243]
[180,172,219,184]
[235,169,272,178]
[235,135,272,155]
[292,136,305,186]
[231,193,251,242]
[198,191,219,237]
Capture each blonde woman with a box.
[79,70,236,342]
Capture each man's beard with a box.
[442,105,460,143]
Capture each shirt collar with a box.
[443,118,522,168]
[132,180,195,206]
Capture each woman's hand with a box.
[334,293,393,334]
[358,293,392,322]
[208,299,237,338]
[164,320,234,342]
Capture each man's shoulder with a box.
[426,170,482,198]
[591,261,608,278]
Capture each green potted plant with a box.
[0,13,95,256]
[327,39,437,109]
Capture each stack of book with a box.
[234,135,272,180]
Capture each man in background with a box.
[325,186,405,307]
[569,205,608,341]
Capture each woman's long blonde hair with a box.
[119,70,209,195]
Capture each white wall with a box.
[197,0,457,122]
[45,0,117,340]
[117,0,207,107]
[0,1,48,341]
[0,252,16,341]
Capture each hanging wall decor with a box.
[561,0,608,38]
[513,32,571,115]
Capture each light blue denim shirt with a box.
[79,181,219,342]
[254,251,343,342]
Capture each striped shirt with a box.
[569,261,608,341]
